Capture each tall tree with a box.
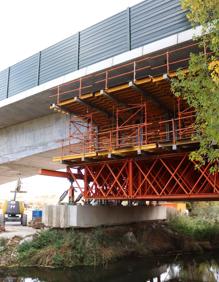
[171,0,219,171]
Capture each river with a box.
[0,255,219,282]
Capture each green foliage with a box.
[64,230,90,265]
[171,0,219,169]
[182,0,219,53]
[17,228,122,267]
[190,202,219,223]
[173,203,219,241]
[17,241,30,253]
[169,214,219,240]
[52,253,65,267]
[18,229,63,252]
[0,238,6,252]
[17,247,37,263]
[169,203,219,241]
[17,230,64,265]
[0,238,6,248]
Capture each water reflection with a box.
[163,259,219,282]
[0,255,219,282]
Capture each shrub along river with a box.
[0,254,219,282]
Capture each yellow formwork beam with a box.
[53,143,157,163]
[53,152,97,162]
[56,73,177,107]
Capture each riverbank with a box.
[1,217,219,268]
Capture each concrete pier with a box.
[43,205,167,228]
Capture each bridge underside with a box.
[42,41,218,201]
[0,148,64,185]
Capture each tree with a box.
[171,0,219,171]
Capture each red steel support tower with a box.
[41,42,219,202]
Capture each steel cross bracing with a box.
[43,41,219,201]
[64,153,219,201]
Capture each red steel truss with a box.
[64,153,219,201]
[44,41,218,202]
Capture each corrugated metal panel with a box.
[130,0,191,49]
[0,68,9,101]
[39,34,78,84]
[8,54,39,97]
[2,0,192,99]
[79,10,128,68]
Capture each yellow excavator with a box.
[0,177,27,226]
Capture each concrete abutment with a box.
[43,205,167,228]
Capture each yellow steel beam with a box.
[110,144,157,155]
[53,143,157,162]
[159,140,198,148]
[52,138,198,163]
[56,74,170,107]
[53,152,97,162]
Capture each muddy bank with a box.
[0,221,219,268]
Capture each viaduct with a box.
[1,0,217,206]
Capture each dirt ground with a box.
[0,208,39,239]
[0,222,37,239]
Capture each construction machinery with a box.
[0,177,27,226]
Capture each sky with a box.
[0,0,142,203]
[0,0,142,71]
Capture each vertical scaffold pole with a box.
[84,166,88,198]
[128,159,133,198]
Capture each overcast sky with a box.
[0,0,142,71]
[0,0,142,202]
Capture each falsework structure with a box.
[41,41,219,202]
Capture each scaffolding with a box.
[43,40,219,201]
[57,102,196,162]
[51,42,208,103]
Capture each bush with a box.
[17,227,126,267]
[17,230,65,265]
[169,214,219,240]
[0,238,6,252]
[0,238,6,248]
[17,229,109,266]
[18,230,63,252]
[191,205,219,223]
[52,253,65,267]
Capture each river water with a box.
[0,255,219,282]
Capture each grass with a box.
[0,238,7,255]
[0,238,6,246]
[169,214,219,241]
[16,206,219,268]
[17,228,126,267]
